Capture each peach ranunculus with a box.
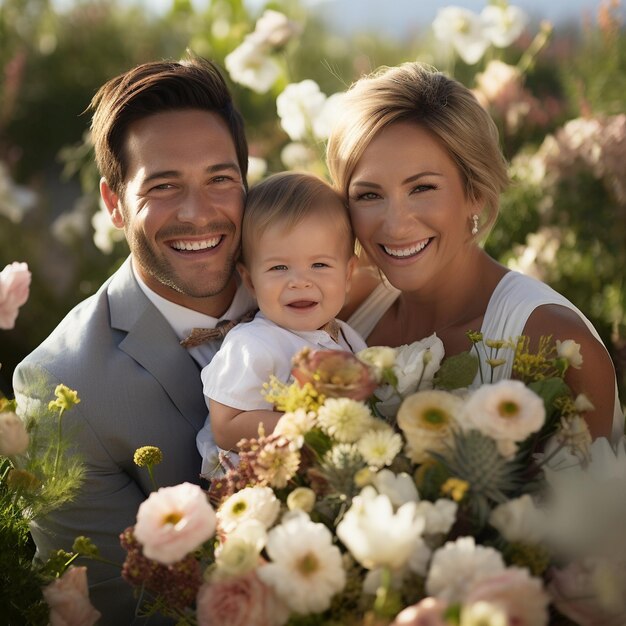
[290,347,378,401]
[464,566,550,626]
[134,482,217,564]
[42,566,101,626]
[196,569,290,626]
[0,261,31,329]
[390,597,449,626]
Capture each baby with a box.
[199,171,366,459]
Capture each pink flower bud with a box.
[291,348,378,401]
[0,262,31,329]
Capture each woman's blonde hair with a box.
[241,171,354,266]
[326,62,509,236]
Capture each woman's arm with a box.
[209,398,283,450]
[524,304,617,440]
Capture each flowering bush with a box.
[104,332,624,625]
[0,384,89,625]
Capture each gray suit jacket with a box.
[13,257,207,624]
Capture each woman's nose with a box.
[382,197,417,239]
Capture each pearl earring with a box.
[471,214,479,236]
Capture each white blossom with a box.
[336,486,425,570]
[276,80,327,141]
[258,512,346,614]
[225,40,281,94]
[481,4,528,48]
[432,7,490,65]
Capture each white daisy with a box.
[213,520,267,579]
[317,397,374,443]
[273,408,317,449]
[397,390,463,463]
[463,380,545,445]
[217,486,280,534]
[426,536,505,603]
[258,512,346,614]
[357,427,403,468]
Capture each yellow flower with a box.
[48,384,80,411]
[441,477,469,502]
[133,446,163,468]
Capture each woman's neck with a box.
[368,249,508,354]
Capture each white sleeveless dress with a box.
[347,271,624,444]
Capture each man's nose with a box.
[176,188,214,226]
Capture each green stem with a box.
[147,465,158,492]
[373,566,392,617]
[53,407,65,478]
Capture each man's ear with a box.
[345,255,358,294]
[100,178,124,228]
[237,262,255,295]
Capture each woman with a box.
[328,62,623,442]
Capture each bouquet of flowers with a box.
[71,334,626,624]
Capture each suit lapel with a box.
[108,259,206,430]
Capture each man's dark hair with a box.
[89,55,248,194]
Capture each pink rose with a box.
[196,570,289,626]
[465,567,549,626]
[291,348,378,401]
[0,261,31,329]
[134,482,217,564]
[42,566,101,626]
[548,562,626,626]
[390,598,449,626]
[0,410,29,456]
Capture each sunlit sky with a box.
[51,0,624,26]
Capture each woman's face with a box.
[347,121,478,293]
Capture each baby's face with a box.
[241,212,355,332]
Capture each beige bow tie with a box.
[180,308,257,348]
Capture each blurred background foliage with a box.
[0,0,625,405]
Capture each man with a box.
[13,56,255,624]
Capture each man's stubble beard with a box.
[128,227,239,299]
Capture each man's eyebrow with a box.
[143,162,241,184]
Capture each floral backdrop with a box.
[1,0,625,404]
[1,1,626,623]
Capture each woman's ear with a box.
[345,255,358,293]
[237,262,255,295]
[100,178,124,228]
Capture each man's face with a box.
[101,109,245,315]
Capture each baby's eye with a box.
[269,265,288,271]
[312,262,329,269]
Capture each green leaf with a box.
[303,428,333,457]
[529,377,571,412]
[434,352,479,390]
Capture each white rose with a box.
[556,339,583,369]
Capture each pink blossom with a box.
[0,410,29,456]
[291,348,378,401]
[548,562,626,626]
[42,566,101,626]
[196,569,289,626]
[134,482,217,564]
[465,567,549,626]
[0,261,31,329]
[390,597,449,626]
